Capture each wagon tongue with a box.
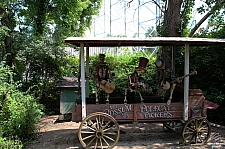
[205,100,219,109]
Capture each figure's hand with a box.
[149,87,153,93]
[105,82,110,87]
[138,82,145,87]
[133,83,139,86]
[96,83,100,87]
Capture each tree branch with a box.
[189,0,225,37]
[188,11,212,37]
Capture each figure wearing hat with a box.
[93,54,115,104]
[124,57,152,103]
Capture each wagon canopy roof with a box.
[65,37,225,47]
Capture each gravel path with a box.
[25,115,225,149]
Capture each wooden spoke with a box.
[78,112,120,149]
[82,134,95,141]
[182,117,211,144]
[86,136,97,147]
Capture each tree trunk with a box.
[1,8,14,67]
[165,0,182,37]
[35,0,47,36]
[156,0,182,95]
[163,0,182,69]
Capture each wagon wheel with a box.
[182,117,211,144]
[78,112,120,149]
[163,120,183,131]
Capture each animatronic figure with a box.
[124,57,152,103]
[93,54,115,104]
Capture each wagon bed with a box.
[72,87,207,123]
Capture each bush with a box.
[0,62,43,147]
[0,137,23,149]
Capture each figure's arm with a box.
[91,66,100,87]
[93,66,98,80]
[108,66,115,81]
[129,74,139,86]
[110,71,115,82]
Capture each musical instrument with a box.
[129,77,152,92]
[86,74,115,94]
[160,80,170,90]
[172,70,197,83]
[167,70,197,105]
[96,80,115,93]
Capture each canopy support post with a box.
[86,46,90,98]
[80,42,86,119]
[184,43,189,121]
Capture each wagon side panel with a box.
[135,103,183,122]
[72,103,184,123]
[72,104,135,122]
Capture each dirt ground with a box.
[25,115,225,149]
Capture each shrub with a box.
[0,137,23,149]
[0,62,43,147]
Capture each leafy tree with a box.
[14,36,68,113]
[1,0,103,70]
[17,0,103,37]
[0,0,103,115]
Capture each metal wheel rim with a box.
[182,117,211,144]
[78,112,120,149]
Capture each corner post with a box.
[86,46,90,98]
[80,42,86,119]
[184,43,189,121]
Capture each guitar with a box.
[95,79,115,93]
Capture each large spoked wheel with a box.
[78,112,120,149]
[182,117,211,144]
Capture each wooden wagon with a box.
[65,37,225,149]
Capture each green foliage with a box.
[82,52,155,97]
[15,36,66,82]
[192,29,225,125]
[0,62,43,146]
[60,55,80,77]
[13,36,67,114]
[180,0,195,37]
[0,0,104,116]
[0,137,23,149]
[17,0,103,37]
[63,51,157,98]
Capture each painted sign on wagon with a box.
[138,104,173,119]
[101,103,183,120]
[104,104,132,119]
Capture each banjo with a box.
[95,80,115,93]
[86,75,116,93]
